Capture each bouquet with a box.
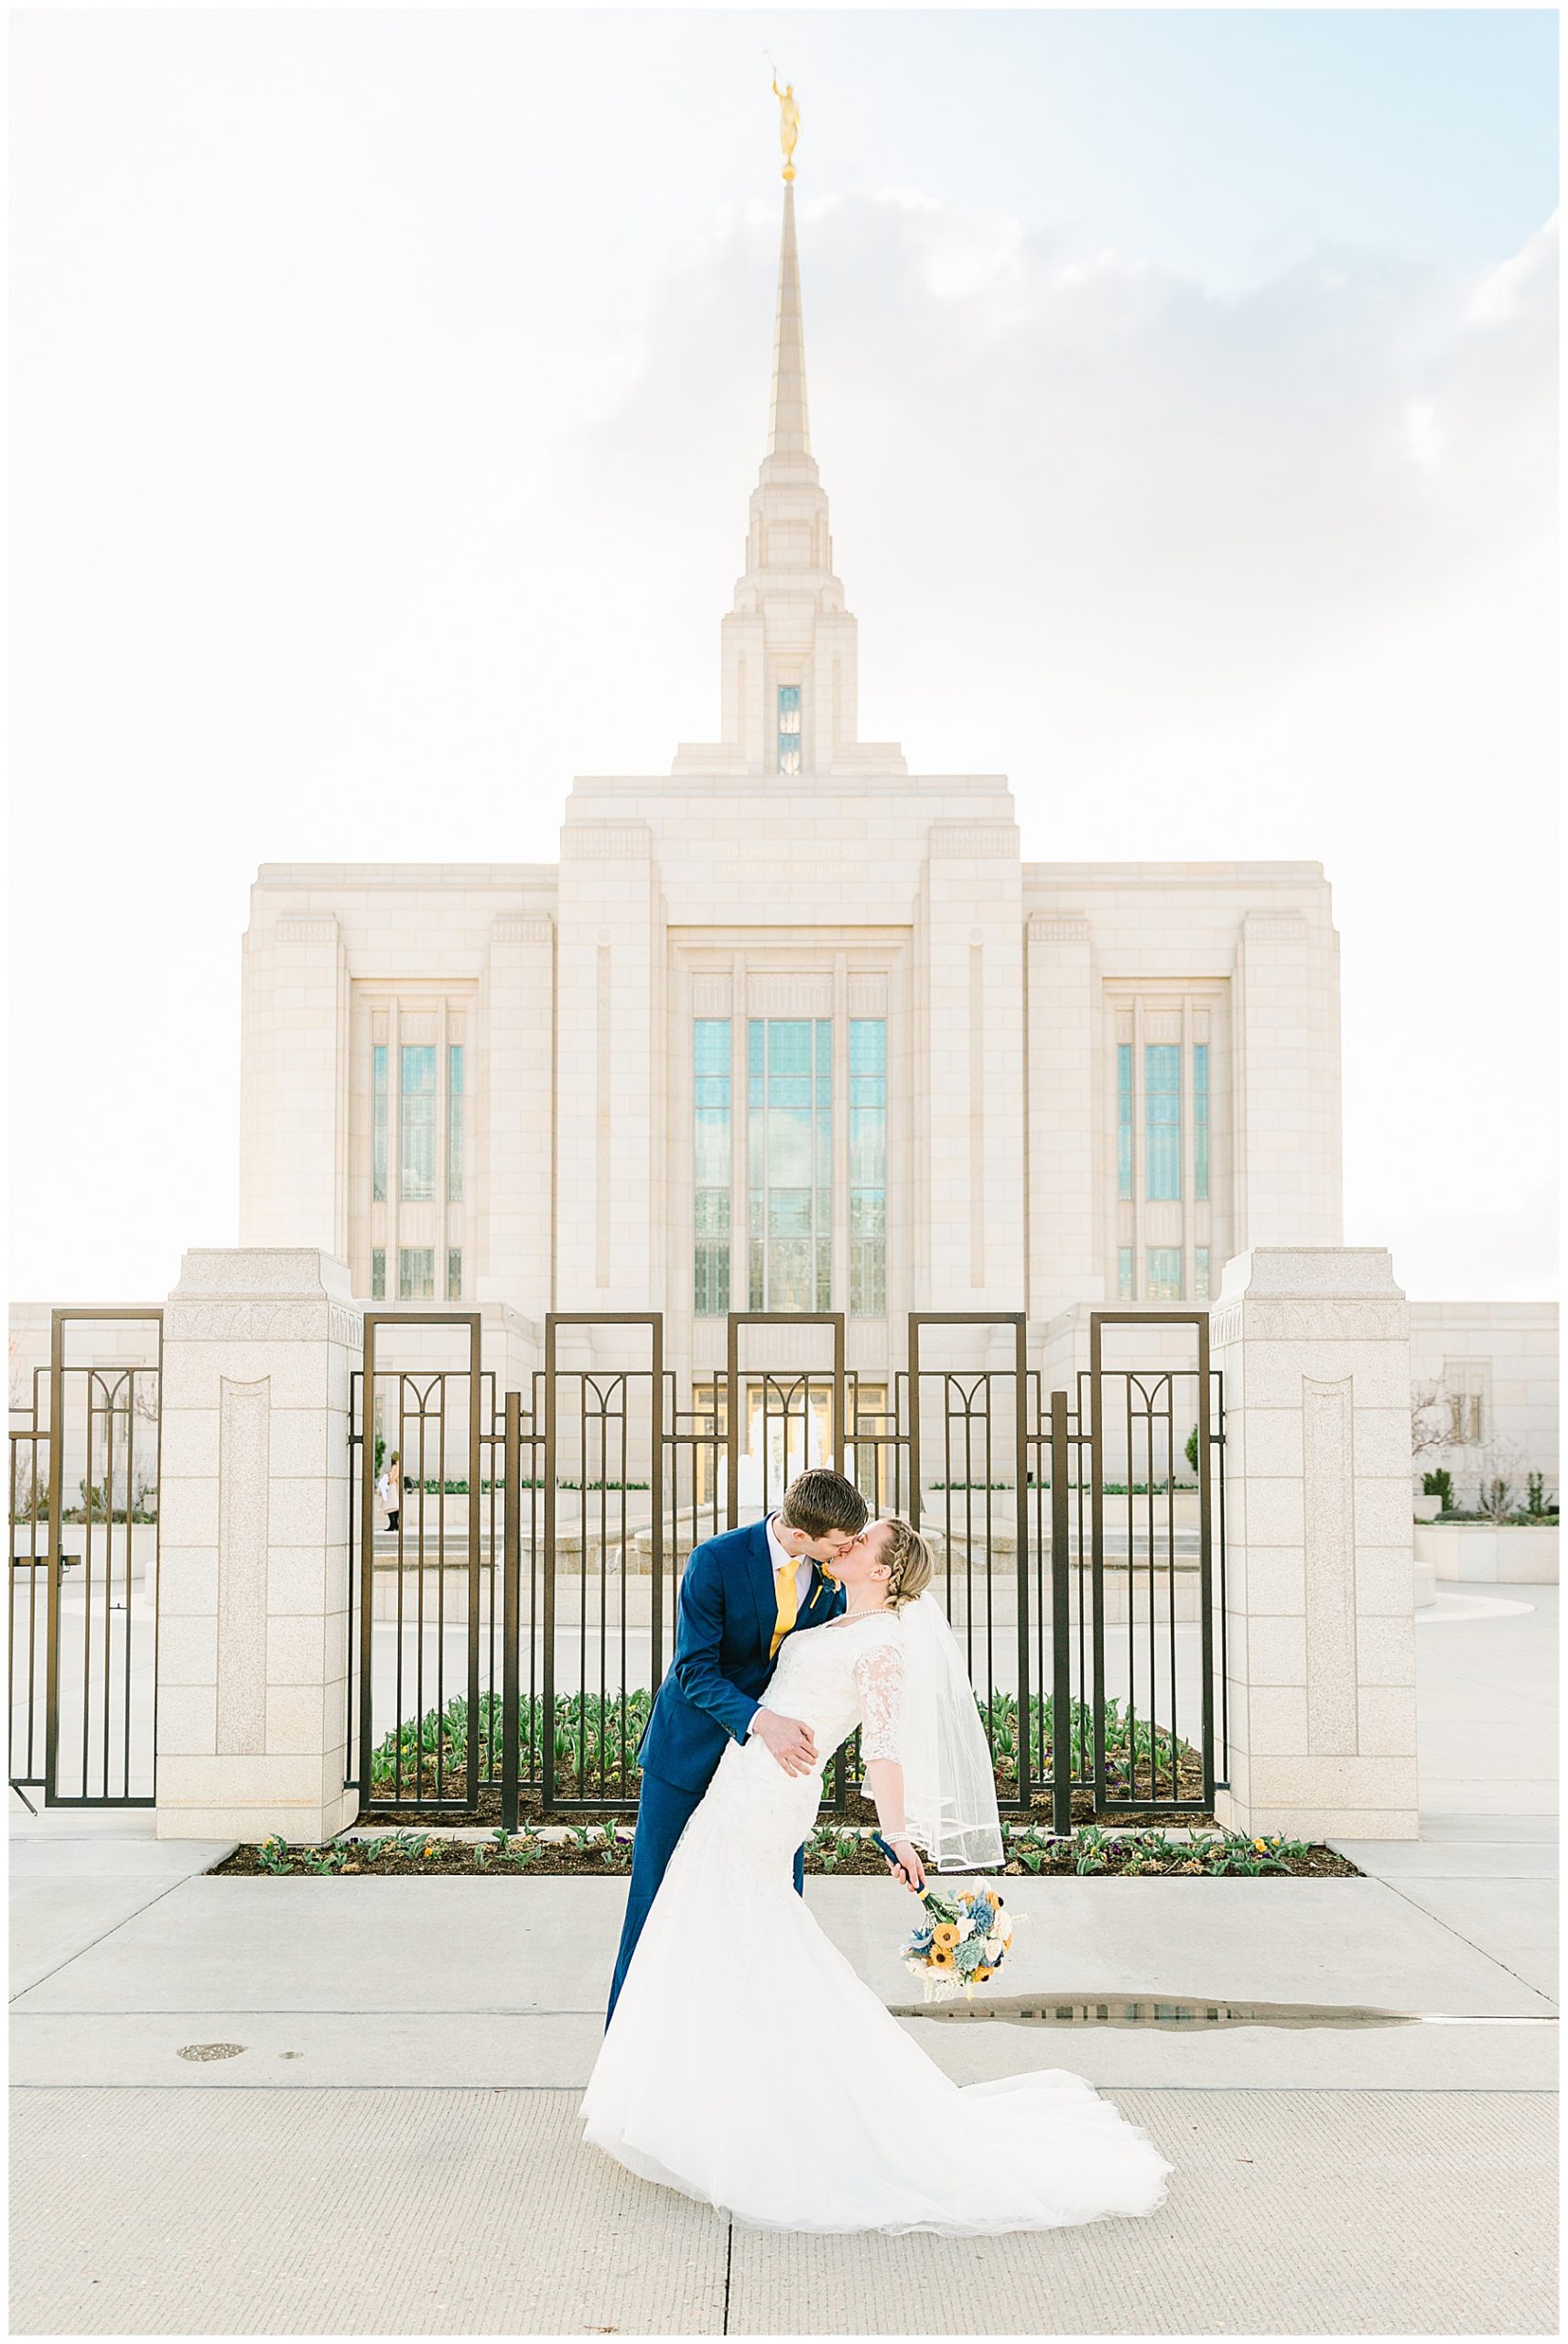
[872,1834,1014,2002]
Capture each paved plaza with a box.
[9,1588,1559,2335]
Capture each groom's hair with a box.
[779,1470,869,1539]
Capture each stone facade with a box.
[13,190,1557,1852]
[155,1249,360,1842]
[236,189,1345,1393]
[1210,1248,1420,1839]
[1408,1299,1559,1504]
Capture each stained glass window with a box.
[371,1248,385,1300]
[1146,1247,1183,1301]
[1145,1046,1181,1201]
[398,1247,435,1301]
[373,1046,388,1202]
[447,1248,462,1301]
[777,683,802,776]
[400,1046,437,1201]
[448,1046,464,1203]
[694,1020,731,1316]
[1118,1246,1134,1300]
[1445,1363,1486,1446]
[1193,1043,1209,1203]
[748,1017,831,1309]
[1195,1246,1211,1300]
[1117,1045,1132,1200]
[849,1019,887,1316]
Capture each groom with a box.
[606,1468,868,2019]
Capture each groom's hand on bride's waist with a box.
[749,1708,818,1775]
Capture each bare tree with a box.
[1411,1381,1454,1461]
[1472,1435,1525,1522]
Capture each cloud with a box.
[557,190,1555,778]
[1465,210,1559,327]
[543,191,1557,1298]
[8,134,1554,1300]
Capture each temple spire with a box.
[767,184,812,465]
[669,99,905,779]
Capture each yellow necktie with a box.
[770,1558,799,1659]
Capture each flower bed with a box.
[210,1821,1357,1881]
[363,1688,1206,1823]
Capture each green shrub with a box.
[1002,1822,1315,1876]
[367,1683,1199,1807]
[1475,1475,1516,1523]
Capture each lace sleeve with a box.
[852,1636,907,1764]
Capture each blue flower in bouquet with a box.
[873,1835,1015,2001]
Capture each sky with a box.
[8,7,1560,1305]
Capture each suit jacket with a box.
[636,1520,847,1796]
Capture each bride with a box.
[582,1514,1173,2234]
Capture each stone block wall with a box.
[1409,1299,1559,1503]
[156,1249,361,1843]
[1210,1247,1418,1839]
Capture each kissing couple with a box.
[581,1470,1173,2234]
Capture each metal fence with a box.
[6,1303,1222,1827]
[1068,1312,1223,1819]
[8,1310,162,1809]
[350,1308,1226,1832]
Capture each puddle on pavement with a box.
[893,1995,1418,2030]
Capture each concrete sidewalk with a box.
[11,1849,1556,2335]
[9,1583,1559,2335]
[9,1862,1559,2094]
[11,2085,1554,2336]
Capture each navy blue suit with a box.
[607,1519,845,2020]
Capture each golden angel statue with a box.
[771,71,801,181]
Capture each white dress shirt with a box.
[764,1511,815,1615]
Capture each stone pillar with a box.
[1211,1246,1419,1840]
[478,912,555,1312]
[1024,912,1097,1317]
[239,909,351,1257]
[1233,908,1343,1251]
[918,821,1024,1312]
[157,1248,361,1843]
[555,819,662,1314]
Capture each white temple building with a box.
[229,184,1553,1494]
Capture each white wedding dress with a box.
[581,1607,1173,2234]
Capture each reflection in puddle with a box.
[894,1995,1416,2030]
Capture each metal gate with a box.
[350,1311,512,1815]
[1047,1311,1226,1826]
[910,1314,1033,1812]
[8,1310,162,1808]
[349,1307,1224,1832]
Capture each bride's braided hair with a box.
[880,1515,934,1611]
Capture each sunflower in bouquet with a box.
[873,1834,1014,2001]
